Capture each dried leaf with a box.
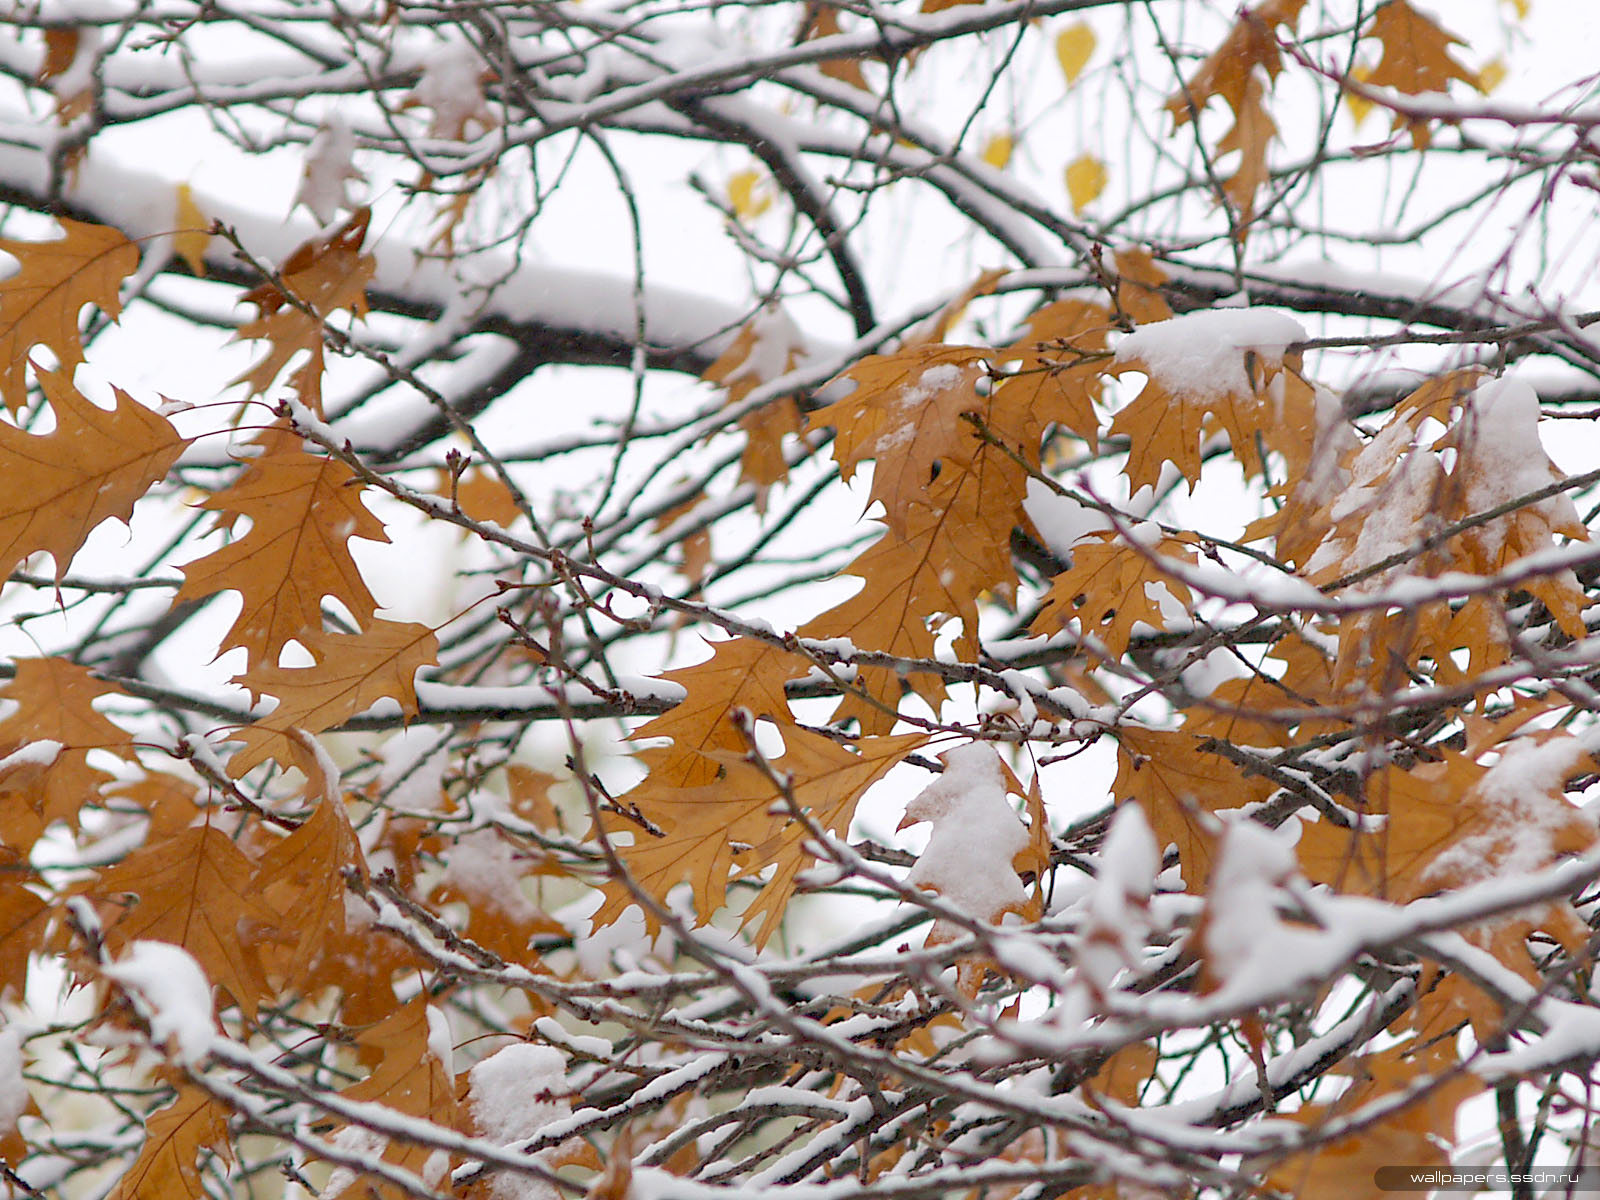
[1111,726,1275,890]
[810,344,993,532]
[653,491,714,588]
[902,269,1009,349]
[799,489,1022,732]
[0,218,138,414]
[445,464,522,527]
[1363,0,1481,147]
[1111,247,1172,325]
[0,870,51,1002]
[1215,73,1278,228]
[598,728,924,945]
[1108,333,1301,494]
[1165,0,1304,128]
[230,619,439,777]
[256,796,368,990]
[1364,0,1480,96]
[1265,1038,1476,1200]
[331,996,461,1198]
[507,765,564,832]
[702,306,807,506]
[97,825,279,1018]
[0,657,138,840]
[107,1085,232,1200]
[1297,731,1597,984]
[37,30,82,86]
[343,994,459,1117]
[624,636,807,790]
[1031,530,1197,661]
[797,4,870,92]
[174,439,390,674]
[233,207,375,408]
[994,298,1110,449]
[0,367,184,587]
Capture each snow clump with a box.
[102,941,215,1065]
[468,1043,572,1200]
[902,743,1029,924]
[1114,308,1307,400]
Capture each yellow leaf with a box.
[1478,56,1507,94]
[173,184,209,277]
[1345,62,1376,125]
[1505,0,1530,17]
[980,132,1013,170]
[1054,22,1095,86]
[1065,154,1106,213]
[727,168,771,219]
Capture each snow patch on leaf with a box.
[902,742,1029,924]
[1113,308,1306,400]
[103,941,215,1065]
[468,1043,573,1200]
[1426,737,1592,887]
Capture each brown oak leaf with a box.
[229,619,439,777]
[702,306,807,508]
[175,439,391,674]
[1111,726,1276,891]
[0,218,139,414]
[233,207,375,409]
[329,995,462,1198]
[107,1084,233,1200]
[598,728,923,945]
[255,796,369,991]
[1032,530,1198,661]
[0,657,138,841]
[0,367,184,586]
[96,824,279,1019]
